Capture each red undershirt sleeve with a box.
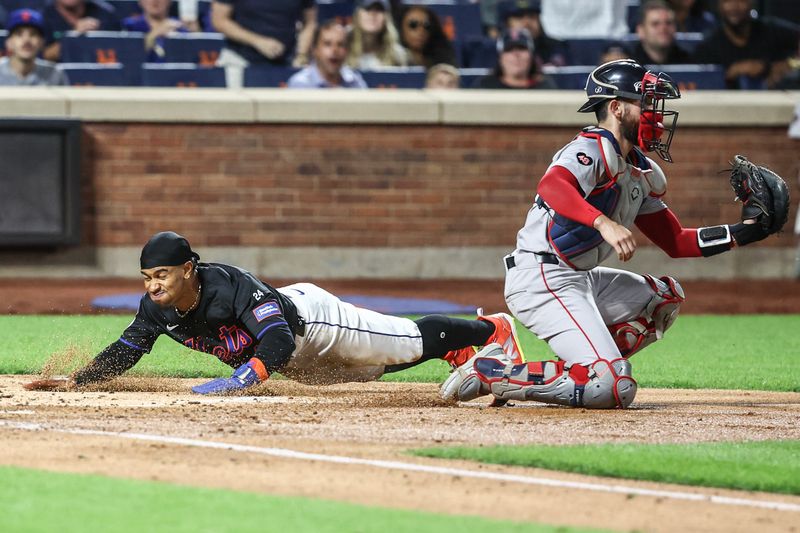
[537,165,602,227]
[635,208,704,258]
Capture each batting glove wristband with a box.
[191,357,269,395]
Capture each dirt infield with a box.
[1,375,799,532]
[1,278,799,315]
[1,279,799,531]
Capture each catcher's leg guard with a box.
[459,357,637,409]
[608,275,685,358]
[441,343,510,401]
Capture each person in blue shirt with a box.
[288,19,367,89]
[122,0,189,62]
[211,0,317,88]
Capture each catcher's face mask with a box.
[637,71,680,163]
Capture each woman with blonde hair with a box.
[347,0,407,69]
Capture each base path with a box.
[1,375,799,532]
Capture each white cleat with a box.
[440,343,511,402]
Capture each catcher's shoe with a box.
[477,309,525,365]
[440,343,511,402]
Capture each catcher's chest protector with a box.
[545,131,667,270]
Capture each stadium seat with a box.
[674,32,704,54]
[564,38,613,66]
[458,67,491,88]
[361,67,426,88]
[243,66,299,88]
[59,62,127,86]
[542,64,727,91]
[420,2,483,43]
[660,64,726,90]
[161,33,224,65]
[59,31,148,84]
[461,36,496,69]
[141,63,227,87]
[317,0,354,24]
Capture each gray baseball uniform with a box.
[505,127,676,365]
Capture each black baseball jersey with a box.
[74,262,300,385]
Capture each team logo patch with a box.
[252,301,281,322]
[576,152,593,166]
[631,187,641,200]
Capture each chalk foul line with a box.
[1,420,799,513]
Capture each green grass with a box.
[412,440,800,496]
[2,315,799,391]
[0,465,601,533]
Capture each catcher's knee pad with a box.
[608,275,685,358]
[465,357,637,409]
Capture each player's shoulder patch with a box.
[643,156,667,196]
[252,301,281,322]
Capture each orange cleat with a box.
[477,310,525,364]
[442,346,477,369]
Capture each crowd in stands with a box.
[0,0,797,89]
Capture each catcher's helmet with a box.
[578,59,681,162]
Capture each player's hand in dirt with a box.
[594,215,637,261]
[23,377,75,391]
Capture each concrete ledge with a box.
[0,246,792,280]
[438,90,588,126]
[1,87,798,126]
[54,87,256,123]
[251,89,439,124]
[0,87,69,117]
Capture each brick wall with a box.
[81,123,800,249]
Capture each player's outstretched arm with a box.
[637,156,789,258]
[23,340,146,391]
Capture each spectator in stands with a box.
[42,0,121,61]
[629,0,690,65]
[599,41,629,63]
[539,0,628,40]
[287,20,367,88]
[425,62,459,88]
[497,0,566,66]
[666,0,716,34]
[347,0,407,70]
[211,0,317,88]
[122,0,189,62]
[0,9,68,85]
[398,4,456,68]
[692,0,798,89]
[472,27,556,89]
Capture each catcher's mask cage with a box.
[578,59,681,162]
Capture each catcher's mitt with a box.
[729,155,790,235]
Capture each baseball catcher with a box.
[443,59,790,409]
[24,231,523,395]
